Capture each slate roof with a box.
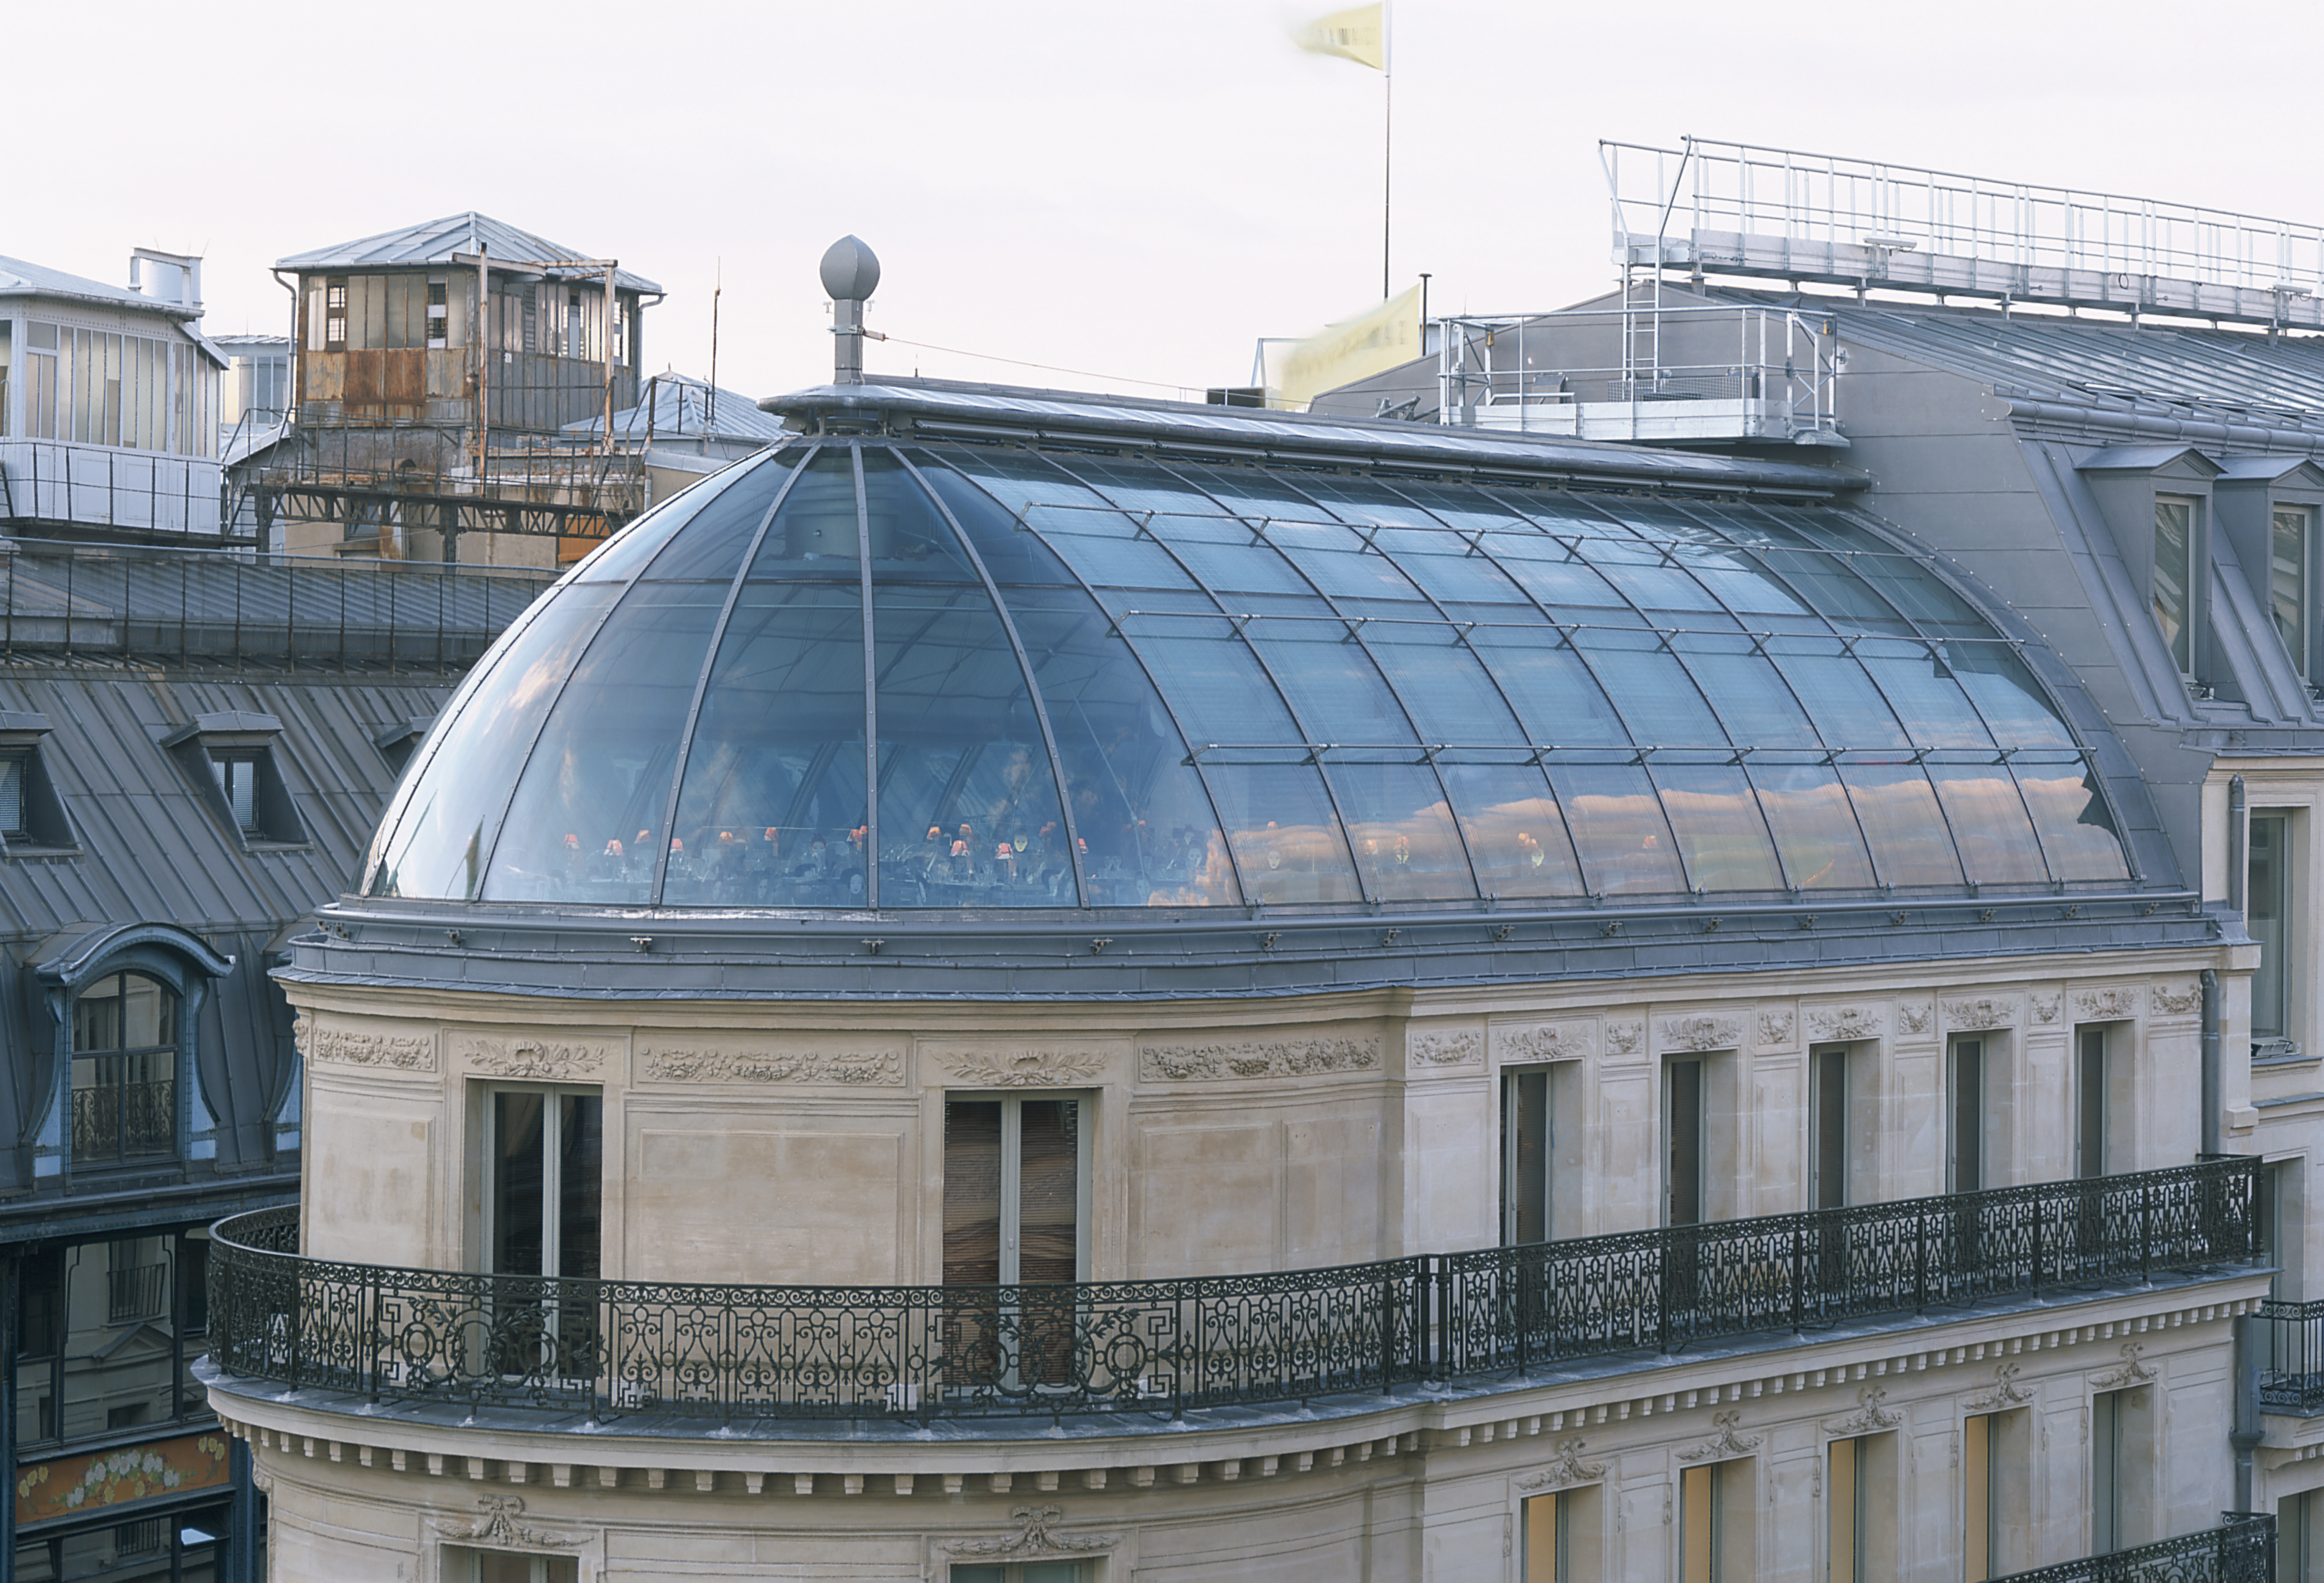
[276,212,661,294]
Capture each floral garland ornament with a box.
[941,1504,1122,1559]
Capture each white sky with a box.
[16,0,2322,403]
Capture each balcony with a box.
[1990,1516,2271,1583]
[2257,1297,2324,1414]
[205,1160,2257,1431]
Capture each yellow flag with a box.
[1276,285,1420,411]
[1294,2,1386,70]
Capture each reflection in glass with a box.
[1651,760,1784,891]
[1925,761,2048,886]
[1330,759,1475,901]
[1550,760,1686,895]
[482,583,728,903]
[1747,758,1877,890]
[1836,759,1964,887]
[2012,757,2129,882]
[1440,762,1587,897]
[1202,762,1361,905]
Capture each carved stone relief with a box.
[1821,1385,1903,1437]
[431,1496,583,1551]
[2074,988,2138,1023]
[1605,1021,1644,1056]
[1140,1036,1378,1082]
[293,1012,436,1072]
[940,1505,1121,1559]
[1677,1409,1762,1463]
[1898,1001,1934,1035]
[2031,994,2062,1025]
[1755,1007,1796,1048]
[2090,1343,2155,1391]
[639,1043,904,1086]
[1941,997,2017,1032]
[455,1036,611,1082]
[1493,1022,1595,1065]
[1804,1005,1883,1043]
[2152,983,2201,1016]
[1659,1015,1743,1053]
[1514,1439,1606,1492]
[1962,1362,2034,1413]
[937,1047,1109,1087]
[1409,1029,1484,1067]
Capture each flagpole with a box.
[1381,0,1393,299]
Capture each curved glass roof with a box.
[362,438,2134,913]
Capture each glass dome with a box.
[362,438,2132,913]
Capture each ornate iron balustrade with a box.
[2257,1297,2324,1414]
[1988,1514,2273,1583]
[207,1158,2257,1427]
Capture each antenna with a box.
[708,258,722,429]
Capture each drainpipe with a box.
[2201,968,2222,1158]
[2232,1312,2262,1515]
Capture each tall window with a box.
[2284,1489,2322,1583]
[2251,813,2291,1045]
[2089,1389,2149,1552]
[1525,1489,1575,1582]
[943,1097,1083,1285]
[1667,1057,1705,1226]
[2274,506,2317,678]
[950,1565,1088,1583]
[1947,1036,1986,1194]
[426,279,449,349]
[0,747,27,841]
[1964,1414,2001,1581]
[70,973,176,1166]
[211,750,262,836]
[1811,1044,1850,1210]
[324,279,348,348]
[2075,1026,2108,1178]
[1503,1066,1555,1244]
[443,1552,580,1583]
[1681,1461,1726,1583]
[1829,1436,1866,1583]
[486,1088,602,1373]
[2153,497,2198,678]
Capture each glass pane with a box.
[1651,761,1784,890]
[122,974,171,1047]
[481,583,728,903]
[1441,762,1585,898]
[1332,760,1476,900]
[1476,531,1637,615]
[558,1095,602,1283]
[1019,1099,1079,1284]
[936,449,1204,596]
[1264,520,1434,608]
[1926,761,2049,885]
[1857,640,1995,750]
[2153,499,2194,673]
[1837,759,1965,887]
[1362,625,1528,745]
[2275,508,2310,675]
[2014,758,2130,882]
[661,583,868,907]
[995,589,1238,907]
[1468,629,1630,746]
[755,448,864,576]
[1572,629,1727,747]
[629,447,797,582]
[872,577,1075,908]
[1126,617,1304,747]
[943,1100,1003,1286]
[571,450,791,584]
[1368,526,1538,612]
[73,977,122,1051]
[1946,643,2077,749]
[367,583,617,898]
[1246,617,1417,744]
[1201,762,1362,905]
[1550,760,1686,895]
[1672,634,1820,748]
[492,1092,546,1277]
[1748,759,1878,890]
[863,449,976,576]
[1764,637,1911,749]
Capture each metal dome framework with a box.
[362,432,2144,916]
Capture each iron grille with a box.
[206,1158,2258,1426]
[1986,1514,2273,1583]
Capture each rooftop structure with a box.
[191,238,2288,1583]
[233,213,664,567]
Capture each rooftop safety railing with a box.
[0,440,225,537]
[207,1158,2256,1427]
[1987,1515,2273,1583]
[0,537,554,669]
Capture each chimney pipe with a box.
[819,236,881,385]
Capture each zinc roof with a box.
[276,212,662,294]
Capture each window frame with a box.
[67,969,182,1170]
[2153,494,2202,681]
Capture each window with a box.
[325,278,347,348]
[427,278,449,349]
[0,319,10,437]
[0,728,71,850]
[0,749,25,841]
[165,713,306,845]
[106,1237,166,1323]
[2154,496,2199,678]
[1947,1036,1986,1194]
[950,1565,1088,1583]
[1680,1460,1727,1583]
[1523,1486,1602,1581]
[70,973,176,1167]
[1829,1436,1865,1583]
[944,1097,1084,1285]
[2284,1488,2323,1582]
[1667,1056,1705,1226]
[1811,1043,1850,1209]
[2275,506,2318,678]
[484,1088,602,1375]
[2076,1026,2108,1178]
[2252,812,2291,1047]
[1503,1065,1557,1244]
[443,1550,580,1583]
[211,750,262,836]
[1964,1413,2000,1581]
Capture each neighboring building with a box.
[200,218,2278,1576]
[0,249,227,541]
[561,372,787,505]
[214,336,292,460]
[230,214,662,567]
[0,536,550,1583]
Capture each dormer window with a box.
[2154,496,2199,678]
[0,710,75,852]
[2273,505,2319,680]
[71,971,178,1166]
[163,711,306,847]
[0,749,25,841]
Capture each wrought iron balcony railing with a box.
[1988,1514,2272,1583]
[206,1158,2257,1427]
[2256,1297,2324,1414]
